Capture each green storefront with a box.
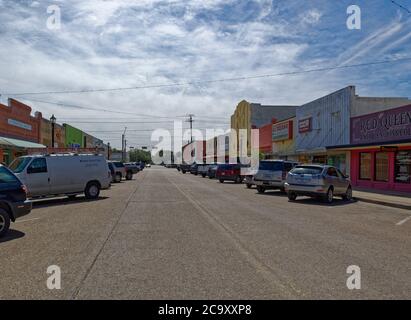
[64,124,84,148]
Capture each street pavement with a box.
[0,166,410,299]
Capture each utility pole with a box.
[122,127,127,162]
[107,142,111,160]
[186,114,195,144]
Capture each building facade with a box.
[40,118,65,148]
[231,100,297,154]
[330,104,411,193]
[0,98,45,164]
[296,86,410,175]
[64,124,84,148]
[272,117,297,161]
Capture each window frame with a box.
[359,152,372,181]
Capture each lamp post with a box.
[50,114,56,149]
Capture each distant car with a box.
[109,161,127,182]
[146,163,151,168]
[254,160,298,193]
[198,164,212,178]
[216,164,247,184]
[244,175,255,189]
[125,162,140,175]
[284,165,352,203]
[207,164,218,179]
[9,154,111,200]
[179,163,191,174]
[190,163,200,175]
[0,165,32,237]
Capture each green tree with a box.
[129,149,152,163]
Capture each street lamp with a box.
[50,114,56,148]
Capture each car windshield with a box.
[259,161,283,171]
[0,166,20,184]
[9,157,32,173]
[291,166,324,175]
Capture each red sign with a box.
[298,117,312,133]
[272,120,293,141]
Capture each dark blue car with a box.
[0,165,32,237]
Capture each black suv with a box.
[0,165,32,237]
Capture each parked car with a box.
[244,175,255,189]
[198,164,212,178]
[254,160,298,193]
[284,165,352,203]
[190,163,200,175]
[9,154,111,200]
[109,161,128,182]
[125,162,140,175]
[179,163,191,174]
[216,164,247,183]
[207,164,218,179]
[0,165,32,237]
[146,163,151,168]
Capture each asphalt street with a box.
[1,166,410,299]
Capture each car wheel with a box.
[115,173,122,183]
[325,187,334,204]
[202,174,206,178]
[0,208,11,238]
[182,170,186,174]
[257,186,265,193]
[246,184,252,189]
[287,192,297,201]
[85,182,101,199]
[126,171,133,180]
[219,179,224,183]
[343,186,353,201]
[235,176,243,184]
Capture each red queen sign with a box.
[351,104,411,145]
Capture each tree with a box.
[129,149,152,163]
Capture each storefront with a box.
[271,117,298,161]
[331,104,411,192]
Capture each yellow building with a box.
[230,100,297,154]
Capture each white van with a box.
[9,154,111,199]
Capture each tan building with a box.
[40,118,65,148]
[230,100,297,154]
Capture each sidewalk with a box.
[353,188,411,210]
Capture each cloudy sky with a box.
[0,0,410,148]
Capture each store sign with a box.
[298,117,312,133]
[8,118,32,131]
[272,120,293,141]
[351,104,411,145]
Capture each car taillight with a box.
[21,185,28,195]
[282,170,287,180]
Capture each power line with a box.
[391,0,411,13]
[4,57,411,96]
[12,97,188,119]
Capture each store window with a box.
[395,151,411,184]
[375,152,389,182]
[328,154,347,175]
[359,152,371,180]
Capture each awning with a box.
[0,136,46,149]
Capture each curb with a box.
[354,197,411,211]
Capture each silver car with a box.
[284,165,352,203]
